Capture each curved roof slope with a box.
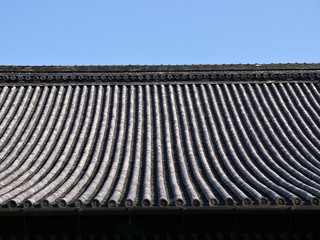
[0,64,320,208]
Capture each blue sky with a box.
[0,0,319,65]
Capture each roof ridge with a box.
[0,63,320,73]
[0,64,320,85]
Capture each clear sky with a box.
[0,0,319,65]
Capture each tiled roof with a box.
[0,64,320,208]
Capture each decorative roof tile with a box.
[0,64,319,208]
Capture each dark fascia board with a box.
[1,207,320,236]
[1,63,320,73]
[0,206,320,217]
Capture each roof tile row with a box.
[0,82,319,208]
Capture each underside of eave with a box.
[1,206,320,216]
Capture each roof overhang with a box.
[0,206,320,237]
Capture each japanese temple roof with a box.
[0,63,320,209]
